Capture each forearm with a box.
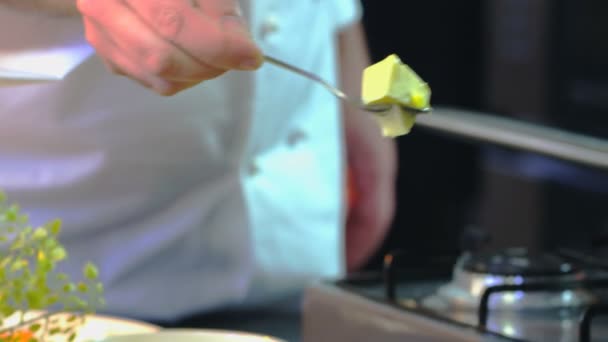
[338,22,370,112]
[0,0,78,15]
[338,21,398,271]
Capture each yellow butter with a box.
[373,105,416,137]
[361,54,431,137]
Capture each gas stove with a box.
[302,248,608,342]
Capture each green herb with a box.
[0,191,105,341]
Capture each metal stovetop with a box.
[302,250,608,342]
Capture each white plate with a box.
[102,329,286,342]
[1,311,159,341]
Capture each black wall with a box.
[360,1,608,267]
[360,1,485,266]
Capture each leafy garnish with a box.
[0,191,105,342]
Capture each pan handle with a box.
[415,107,608,170]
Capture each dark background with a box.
[359,0,608,268]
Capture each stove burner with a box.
[422,248,595,312]
[461,248,578,276]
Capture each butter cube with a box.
[361,54,431,137]
[372,105,416,138]
[362,54,431,108]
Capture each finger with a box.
[102,59,125,76]
[106,46,200,96]
[82,19,128,78]
[82,17,159,89]
[123,0,263,71]
[192,0,241,17]
[79,0,226,83]
[85,18,199,95]
[182,0,264,69]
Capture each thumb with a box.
[194,0,263,70]
[218,12,263,70]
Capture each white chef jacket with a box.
[0,1,361,320]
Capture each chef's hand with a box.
[344,109,397,272]
[77,0,263,95]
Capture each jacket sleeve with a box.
[0,8,93,81]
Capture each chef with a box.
[0,0,396,326]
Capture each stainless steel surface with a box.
[303,281,608,342]
[424,270,593,312]
[302,284,511,342]
[422,252,595,311]
[263,55,431,115]
[421,297,608,342]
[416,107,608,170]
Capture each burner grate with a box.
[580,304,608,342]
[476,280,608,336]
[461,248,579,277]
[380,249,608,342]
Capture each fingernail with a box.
[239,57,262,70]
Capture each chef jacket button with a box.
[259,14,280,39]
[286,129,307,147]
